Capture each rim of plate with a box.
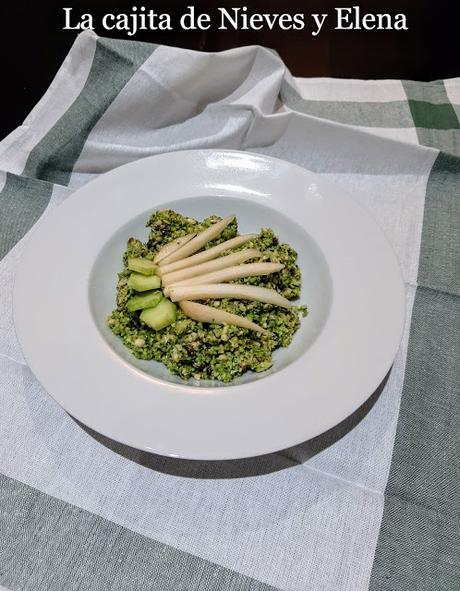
[13,150,405,460]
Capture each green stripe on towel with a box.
[0,474,279,591]
[369,286,460,591]
[418,152,460,295]
[23,37,155,186]
[403,81,460,154]
[406,101,460,130]
[281,81,414,128]
[402,80,459,105]
[370,148,460,590]
[0,174,53,260]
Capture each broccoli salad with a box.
[107,209,307,383]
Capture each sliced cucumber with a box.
[140,298,177,331]
[128,272,161,292]
[127,290,162,312]
[127,257,157,276]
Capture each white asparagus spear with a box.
[154,232,196,264]
[158,215,234,266]
[158,234,257,274]
[161,249,261,286]
[169,284,291,308]
[179,301,268,334]
[164,262,284,296]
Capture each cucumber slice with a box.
[127,257,157,276]
[127,290,162,312]
[128,272,161,292]
[140,298,177,331]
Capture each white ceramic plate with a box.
[14,150,405,460]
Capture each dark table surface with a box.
[1,0,459,141]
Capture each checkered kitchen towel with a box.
[0,31,459,591]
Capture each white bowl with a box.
[14,150,405,460]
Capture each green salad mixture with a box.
[107,210,307,382]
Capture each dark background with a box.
[1,1,459,140]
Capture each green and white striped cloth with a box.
[0,31,459,591]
